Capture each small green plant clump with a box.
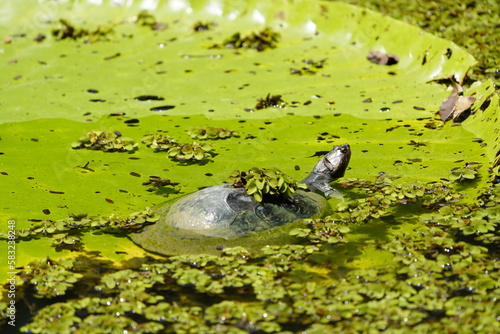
[449,162,481,182]
[187,126,239,140]
[255,93,287,109]
[52,19,113,42]
[141,134,178,150]
[142,134,213,161]
[220,27,280,51]
[192,21,216,32]
[71,130,137,152]
[134,10,168,31]
[226,167,306,202]
[166,142,213,161]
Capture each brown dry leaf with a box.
[453,96,477,120]
[367,50,399,65]
[439,81,462,121]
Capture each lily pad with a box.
[0,0,494,267]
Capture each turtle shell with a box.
[130,184,331,254]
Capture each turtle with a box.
[130,144,351,253]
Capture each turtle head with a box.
[300,144,351,197]
[321,144,351,180]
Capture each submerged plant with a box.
[226,167,306,202]
[71,130,137,152]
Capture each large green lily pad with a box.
[0,2,498,330]
[0,0,494,266]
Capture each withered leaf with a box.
[439,80,476,122]
[367,50,399,65]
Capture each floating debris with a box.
[192,21,217,32]
[255,94,287,109]
[367,50,399,65]
[142,176,179,189]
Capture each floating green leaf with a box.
[226,167,306,202]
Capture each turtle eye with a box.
[339,144,350,154]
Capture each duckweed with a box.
[5,173,497,334]
[334,176,462,223]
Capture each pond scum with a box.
[0,171,498,333]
